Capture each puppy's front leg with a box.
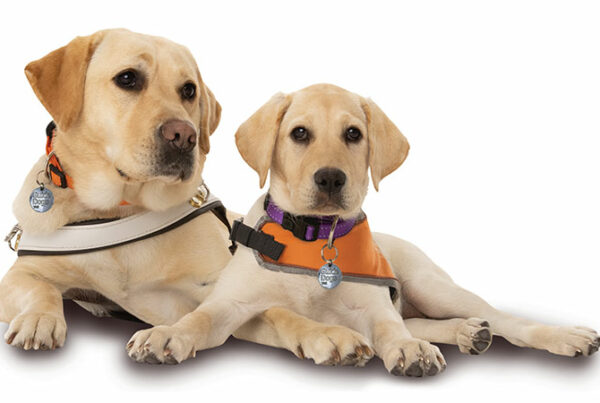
[235,307,374,366]
[363,304,446,377]
[0,261,66,350]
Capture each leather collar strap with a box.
[263,194,357,242]
[45,121,73,189]
[17,188,233,256]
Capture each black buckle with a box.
[230,219,285,261]
[264,193,320,242]
[281,213,320,242]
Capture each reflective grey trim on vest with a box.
[250,216,400,300]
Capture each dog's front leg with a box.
[363,305,446,377]
[126,253,275,367]
[127,296,268,364]
[235,307,374,366]
[0,261,66,350]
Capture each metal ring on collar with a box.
[321,243,338,263]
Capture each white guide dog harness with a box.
[12,185,233,256]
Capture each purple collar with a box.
[264,195,358,242]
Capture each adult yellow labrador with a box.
[127,84,599,376]
[0,31,368,366]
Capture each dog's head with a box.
[236,84,409,218]
[25,29,220,210]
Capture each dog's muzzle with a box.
[154,120,197,180]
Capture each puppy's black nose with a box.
[159,120,197,152]
[314,168,346,194]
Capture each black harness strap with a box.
[210,205,237,254]
[230,219,285,261]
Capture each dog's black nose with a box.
[159,120,197,152]
[314,168,346,194]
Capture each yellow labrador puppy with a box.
[127,84,599,376]
[1,32,369,365]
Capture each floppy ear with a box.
[198,80,221,154]
[235,93,291,188]
[361,97,410,191]
[25,32,105,132]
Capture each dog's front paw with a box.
[126,326,197,365]
[457,318,492,355]
[295,325,374,367]
[532,325,599,357]
[383,338,446,377]
[4,312,66,350]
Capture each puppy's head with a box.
[236,84,409,218]
[25,29,220,209]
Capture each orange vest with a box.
[254,217,399,299]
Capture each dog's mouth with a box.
[116,168,130,180]
[115,160,194,184]
[310,193,347,213]
[152,148,196,182]
[153,163,194,182]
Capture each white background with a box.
[0,0,599,401]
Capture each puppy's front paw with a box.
[296,325,373,367]
[383,339,446,377]
[4,312,66,350]
[126,326,197,365]
[457,318,492,355]
[532,325,599,357]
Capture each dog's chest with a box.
[270,271,379,322]
[282,277,331,313]
[61,215,231,302]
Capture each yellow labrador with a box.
[0,32,368,365]
[127,84,599,376]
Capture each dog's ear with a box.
[361,97,410,191]
[235,93,291,188]
[25,32,105,132]
[198,80,221,154]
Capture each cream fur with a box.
[2,31,346,362]
[127,84,599,376]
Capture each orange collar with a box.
[45,122,73,189]
[44,122,129,206]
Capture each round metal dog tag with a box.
[318,263,342,289]
[29,186,54,213]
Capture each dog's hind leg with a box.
[404,277,599,357]
[0,263,67,350]
[374,232,600,357]
[404,317,492,355]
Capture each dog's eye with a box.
[181,83,196,100]
[114,70,140,90]
[291,127,310,142]
[345,127,362,143]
